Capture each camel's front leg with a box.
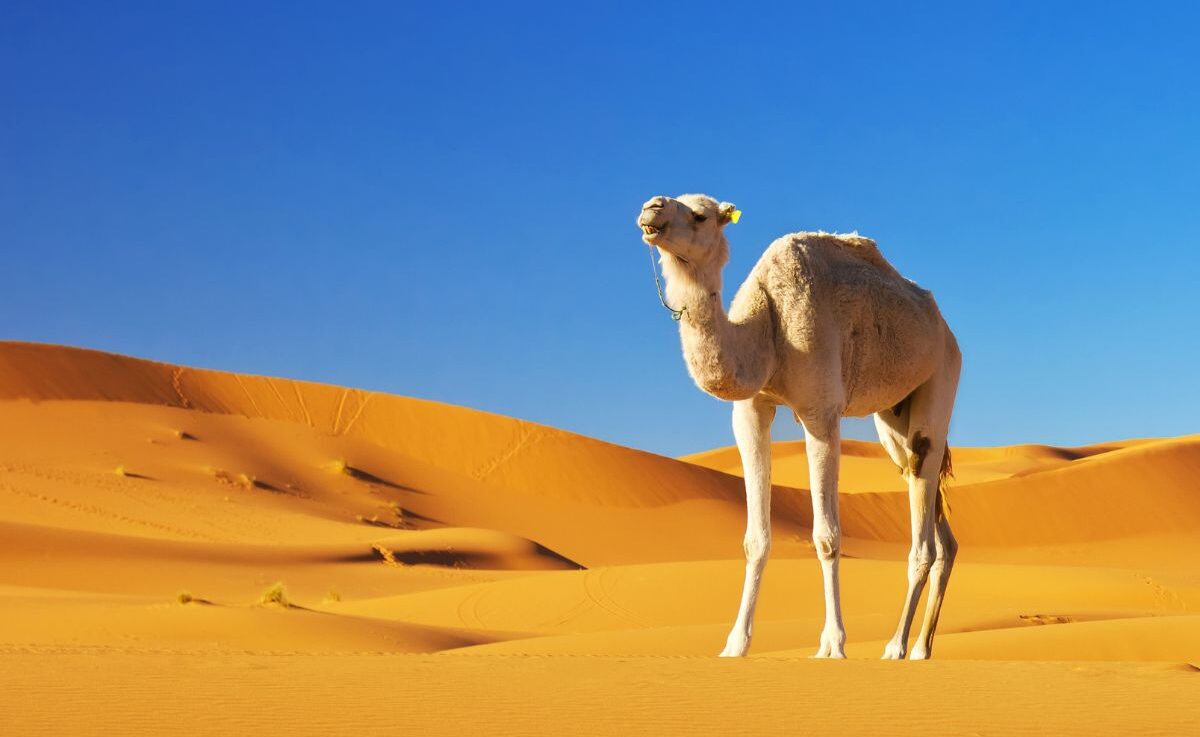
[720,397,776,657]
[803,413,847,658]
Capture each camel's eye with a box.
[693,211,708,223]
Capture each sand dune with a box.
[682,437,1149,491]
[1,341,1197,735]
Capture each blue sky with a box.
[3,2,1198,456]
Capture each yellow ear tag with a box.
[730,209,742,224]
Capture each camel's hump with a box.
[792,231,904,280]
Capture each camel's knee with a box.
[938,534,959,566]
[935,522,959,567]
[929,550,956,583]
[907,541,936,580]
[743,534,771,567]
[812,531,841,562]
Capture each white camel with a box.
[637,194,961,659]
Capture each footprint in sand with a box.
[1019,614,1074,626]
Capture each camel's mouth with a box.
[638,218,667,243]
[638,202,669,243]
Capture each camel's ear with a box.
[718,202,742,224]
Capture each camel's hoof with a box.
[909,645,930,660]
[878,638,902,662]
[719,634,750,658]
[811,631,847,659]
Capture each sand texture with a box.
[0,341,1196,736]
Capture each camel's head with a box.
[637,194,739,265]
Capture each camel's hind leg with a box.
[876,347,961,660]
[911,500,957,659]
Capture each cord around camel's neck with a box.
[657,246,775,402]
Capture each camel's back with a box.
[753,232,950,415]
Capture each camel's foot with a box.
[811,628,847,659]
[909,643,931,660]
[719,629,750,658]
[881,638,907,660]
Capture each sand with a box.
[0,341,1197,735]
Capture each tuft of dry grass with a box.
[114,465,128,477]
[177,591,194,605]
[323,590,342,604]
[328,459,349,475]
[355,502,411,529]
[372,544,399,567]
[211,468,258,491]
[258,582,290,607]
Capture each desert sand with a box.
[0,341,1196,735]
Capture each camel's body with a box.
[638,194,961,659]
[678,231,950,417]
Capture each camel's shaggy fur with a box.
[637,193,962,660]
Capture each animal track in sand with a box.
[1018,614,1074,626]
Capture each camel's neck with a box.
[659,251,775,402]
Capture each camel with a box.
[636,194,961,660]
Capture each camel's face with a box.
[637,194,734,264]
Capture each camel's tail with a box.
[936,443,954,520]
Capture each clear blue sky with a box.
[3,2,1198,456]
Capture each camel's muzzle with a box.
[638,212,667,240]
[638,200,670,240]
[638,196,674,242]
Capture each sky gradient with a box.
[3,2,1198,456]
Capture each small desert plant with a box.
[328,459,349,475]
[177,590,194,605]
[372,544,398,566]
[258,581,290,607]
[323,590,342,603]
[211,468,258,491]
[115,465,128,476]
